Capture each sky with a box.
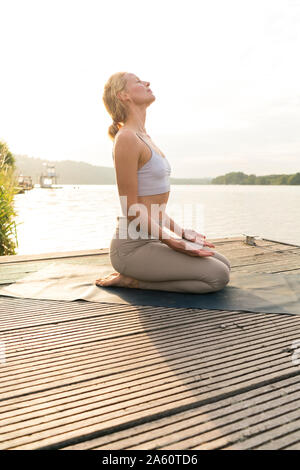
[0,0,299,178]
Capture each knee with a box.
[109,250,126,275]
[210,265,230,292]
[219,253,231,272]
[226,258,231,272]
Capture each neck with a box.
[124,105,147,134]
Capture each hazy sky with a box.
[0,0,299,177]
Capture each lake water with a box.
[13,184,300,255]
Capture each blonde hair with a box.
[102,72,129,141]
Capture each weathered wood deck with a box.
[0,236,300,450]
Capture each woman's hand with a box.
[183,228,215,248]
[165,237,215,257]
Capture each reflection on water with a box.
[13,184,300,255]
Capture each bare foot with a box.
[95,272,140,289]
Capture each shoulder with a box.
[114,128,138,148]
[113,129,140,160]
[113,129,141,168]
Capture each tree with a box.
[0,141,19,256]
[0,141,16,169]
[288,172,300,185]
[247,174,256,184]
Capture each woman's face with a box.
[121,73,155,105]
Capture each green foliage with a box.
[0,141,16,169]
[287,172,300,185]
[211,171,300,185]
[0,141,19,256]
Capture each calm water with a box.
[13,184,300,255]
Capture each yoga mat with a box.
[0,261,299,315]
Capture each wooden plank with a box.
[231,256,300,273]
[214,413,300,450]
[1,311,294,396]
[0,236,299,450]
[159,400,300,450]
[1,326,299,417]
[262,237,300,248]
[0,303,240,335]
[0,256,111,275]
[2,367,299,449]
[283,441,300,450]
[1,237,299,285]
[0,256,112,285]
[0,306,294,352]
[1,315,299,387]
[1,308,298,362]
[3,235,297,266]
[1,360,299,450]
[248,423,300,450]
[214,237,299,249]
[0,237,246,265]
[61,375,300,450]
[0,299,148,331]
[211,242,300,264]
[232,258,300,274]
[0,302,299,449]
[222,245,300,259]
[218,240,300,253]
[213,242,300,268]
[0,248,109,264]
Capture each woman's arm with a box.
[114,131,172,245]
[113,132,214,256]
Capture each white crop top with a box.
[112,133,171,197]
[135,133,171,196]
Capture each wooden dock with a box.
[0,236,300,450]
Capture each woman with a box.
[95,72,231,293]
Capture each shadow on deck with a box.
[0,236,300,450]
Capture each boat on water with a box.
[39,163,60,188]
[16,174,34,194]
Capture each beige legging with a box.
[109,217,231,294]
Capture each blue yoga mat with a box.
[0,262,299,315]
[94,270,300,315]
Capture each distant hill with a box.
[13,154,212,185]
[14,154,115,185]
[212,171,300,185]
